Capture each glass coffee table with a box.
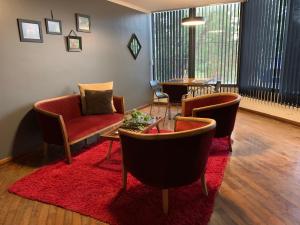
[101,116,163,159]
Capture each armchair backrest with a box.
[182,93,241,137]
[119,117,216,189]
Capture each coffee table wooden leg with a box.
[106,141,113,160]
[156,124,161,133]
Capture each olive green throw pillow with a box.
[84,90,114,115]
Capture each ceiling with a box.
[107,0,245,13]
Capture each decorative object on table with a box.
[127,34,142,60]
[17,19,43,43]
[120,109,153,131]
[76,13,91,33]
[66,29,82,52]
[45,10,62,35]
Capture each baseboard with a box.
[125,103,151,114]
[0,156,12,166]
[239,107,300,127]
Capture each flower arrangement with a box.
[120,109,154,131]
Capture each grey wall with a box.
[0,0,152,159]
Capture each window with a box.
[195,4,240,84]
[152,9,189,82]
[152,3,241,85]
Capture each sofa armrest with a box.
[113,96,125,114]
[34,107,68,146]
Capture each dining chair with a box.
[149,80,169,120]
[162,84,189,119]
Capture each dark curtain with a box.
[281,0,300,106]
[239,0,300,107]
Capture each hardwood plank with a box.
[0,105,299,225]
[72,212,82,225]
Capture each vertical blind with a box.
[281,0,300,107]
[195,3,240,84]
[152,9,189,82]
[239,0,300,107]
[152,3,241,84]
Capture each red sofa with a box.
[34,94,125,163]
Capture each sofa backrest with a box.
[35,95,82,122]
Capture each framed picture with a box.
[45,18,62,35]
[76,13,91,33]
[66,36,82,52]
[17,19,43,43]
[127,34,142,60]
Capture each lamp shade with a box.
[182,16,205,26]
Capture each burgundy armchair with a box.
[34,94,125,163]
[119,117,216,214]
[182,93,241,151]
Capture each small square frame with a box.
[17,19,43,43]
[66,36,82,52]
[45,18,62,35]
[76,13,91,33]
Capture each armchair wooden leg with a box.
[122,165,127,190]
[228,136,233,152]
[162,189,169,214]
[201,173,208,196]
[64,144,72,164]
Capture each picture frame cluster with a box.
[17,12,91,52]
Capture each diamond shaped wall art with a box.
[127,34,142,60]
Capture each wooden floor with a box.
[0,105,300,225]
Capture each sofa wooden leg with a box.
[201,173,208,196]
[162,189,169,214]
[122,165,127,190]
[106,141,113,160]
[43,142,48,158]
[64,144,72,164]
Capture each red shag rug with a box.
[9,135,230,225]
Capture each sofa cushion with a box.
[65,113,124,142]
[78,81,117,114]
[85,90,113,115]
